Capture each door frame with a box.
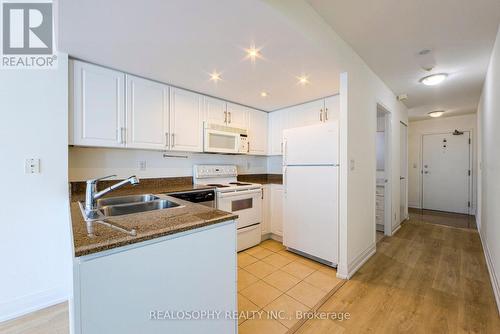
[420,130,473,214]
[375,103,393,237]
[400,121,408,223]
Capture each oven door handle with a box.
[217,189,262,199]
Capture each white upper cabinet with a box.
[324,95,340,122]
[126,75,169,150]
[169,88,204,152]
[205,97,228,126]
[71,60,125,147]
[247,109,268,155]
[268,109,288,155]
[287,99,325,128]
[226,103,249,129]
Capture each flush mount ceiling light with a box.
[428,110,445,118]
[419,73,448,86]
[260,91,269,97]
[297,75,310,86]
[209,70,222,83]
[245,45,262,62]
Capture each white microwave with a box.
[204,123,248,154]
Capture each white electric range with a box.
[193,165,262,251]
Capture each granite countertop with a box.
[71,195,237,257]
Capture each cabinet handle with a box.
[165,132,169,147]
[247,142,250,153]
[320,109,323,122]
[280,142,283,154]
[224,111,227,124]
[172,133,175,147]
[120,127,126,144]
[228,112,232,124]
[325,108,328,121]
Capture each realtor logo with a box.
[1,1,57,69]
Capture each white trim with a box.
[0,288,68,323]
[337,243,376,280]
[478,228,500,314]
[392,224,402,235]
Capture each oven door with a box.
[217,189,262,229]
[204,128,241,154]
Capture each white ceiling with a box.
[58,0,342,112]
[307,0,500,120]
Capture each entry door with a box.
[422,132,470,214]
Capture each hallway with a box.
[296,212,500,333]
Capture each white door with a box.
[287,99,324,128]
[226,103,249,129]
[126,75,169,150]
[283,166,338,264]
[283,122,339,166]
[270,185,284,236]
[268,109,288,155]
[400,123,408,221]
[422,131,470,214]
[169,88,204,152]
[323,95,340,123]
[247,109,268,155]
[204,97,227,126]
[71,60,125,147]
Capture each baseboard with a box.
[337,243,376,280]
[478,228,500,315]
[0,287,68,323]
[408,203,421,209]
[392,224,401,235]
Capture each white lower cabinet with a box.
[73,222,237,334]
[126,75,169,150]
[270,184,284,236]
[261,185,271,235]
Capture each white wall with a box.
[266,0,408,279]
[0,54,72,321]
[408,114,477,211]
[477,25,500,313]
[69,147,268,181]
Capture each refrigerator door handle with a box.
[283,139,288,165]
[283,167,287,195]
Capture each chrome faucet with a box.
[84,175,140,214]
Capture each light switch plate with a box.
[349,159,355,171]
[25,158,40,174]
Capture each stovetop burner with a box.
[206,184,229,188]
[229,182,251,186]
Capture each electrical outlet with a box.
[138,160,147,171]
[25,158,40,174]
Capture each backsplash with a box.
[69,147,269,181]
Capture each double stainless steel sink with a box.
[79,194,182,237]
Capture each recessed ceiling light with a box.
[245,45,262,62]
[428,110,445,118]
[209,70,221,82]
[297,75,309,85]
[260,91,269,97]
[420,73,447,86]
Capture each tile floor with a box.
[237,239,345,334]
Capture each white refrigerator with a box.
[282,121,339,265]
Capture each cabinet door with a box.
[126,75,169,150]
[261,185,271,235]
[270,184,284,236]
[268,109,287,155]
[205,97,227,126]
[324,95,340,122]
[287,99,324,128]
[71,60,125,147]
[226,103,249,129]
[169,88,204,152]
[247,109,268,155]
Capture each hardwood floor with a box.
[295,214,500,333]
[2,212,498,333]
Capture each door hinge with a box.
[468,170,471,176]
[469,138,471,144]
[468,201,471,207]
